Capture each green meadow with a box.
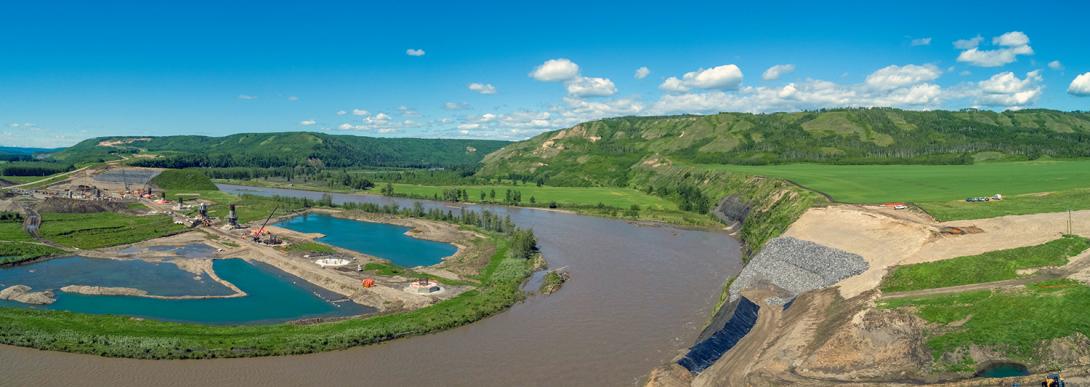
[388,183,678,210]
[697,160,1090,220]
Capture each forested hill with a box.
[478,108,1090,186]
[50,132,510,169]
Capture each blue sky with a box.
[1,0,1088,147]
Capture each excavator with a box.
[250,205,281,245]
[1042,372,1066,387]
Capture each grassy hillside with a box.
[149,169,218,191]
[880,279,1090,371]
[479,108,1090,186]
[51,132,510,169]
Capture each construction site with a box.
[0,164,492,317]
[649,203,1090,387]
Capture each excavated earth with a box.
[649,205,1090,386]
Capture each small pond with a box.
[0,257,372,324]
[976,362,1030,378]
[275,213,457,267]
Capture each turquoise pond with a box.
[976,362,1030,378]
[276,213,458,267]
[0,258,372,324]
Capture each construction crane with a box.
[120,168,130,192]
[251,204,281,245]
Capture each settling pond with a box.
[275,212,457,267]
[0,257,370,324]
[0,184,744,386]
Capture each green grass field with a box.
[39,212,186,249]
[879,280,1090,366]
[0,222,64,264]
[0,175,54,184]
[388,183,678,210]
[920,188,1090,221]
[880,235,1090,292]
[697,160,1090,220]
[283,241,337,255]
[150,169,218,192]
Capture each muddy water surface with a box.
[0,184,743,386]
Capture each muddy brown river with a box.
[0,185,742,387]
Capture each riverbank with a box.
[214,178,725,229]
[653,204,1090,385]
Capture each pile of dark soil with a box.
[35,197,129,213]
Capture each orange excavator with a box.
[251,205,281,245]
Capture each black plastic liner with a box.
[782,297,796,311]
[677,297,760,373]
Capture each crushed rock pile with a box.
[729,236,867,305]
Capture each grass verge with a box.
[880,235,1090,292]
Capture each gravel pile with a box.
[729,236,867,305]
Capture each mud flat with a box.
[60,285,246,299]
[0,285,55,304]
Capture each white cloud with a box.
[333,111,408,132]
[762,64,795,81]
[238,94,256,100]
[972,70,1044,107]
[444,102,470,110]
[287,96,299,101]
[993,31,1029,47]
[1069,73,1090,96]
[1049,60,1064,70]
[953,35,983,50]
[398,105,418,116]
[479,113,497,122]
[336,110,347,116]
[566,76,617,97]
[529,58,580,82]
[406,48,426,56]
[300,119,316,126]
[468,82,497,94]
[956,31,1033,67]
[352,108,369,116]
[457,123,480,130]
[865,64,942,89]
[650,63,951,115]
[634,66,651,79]
[910,37,932,46]
[660,64,744,93]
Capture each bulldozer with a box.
[1042,372,1066,387]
